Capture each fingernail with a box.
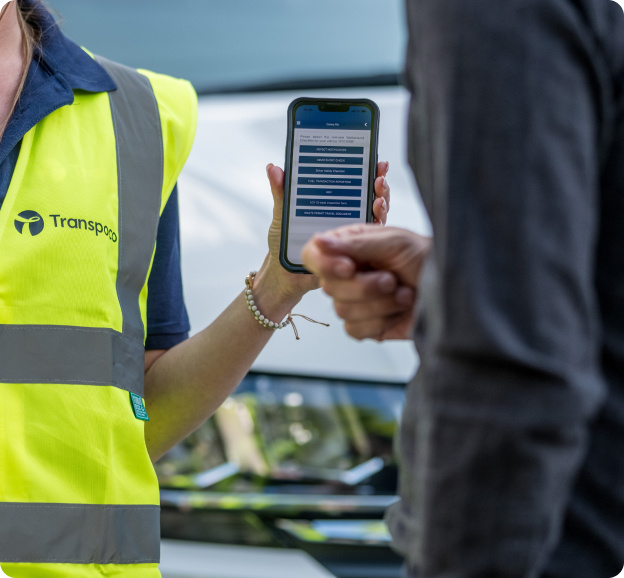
[317,235,339,249]
[266,163,273,177]
[396,287,414,306]
[385,161,390,173]
[335,261,353,279]
[381,198,387,211]
[378,273,396,294]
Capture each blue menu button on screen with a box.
[296,210,361,219]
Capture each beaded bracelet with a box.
[245,271,329,340]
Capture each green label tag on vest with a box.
[130,393,149,421]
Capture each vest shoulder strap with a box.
[95,55,164,345]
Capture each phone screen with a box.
[285,103,375,267]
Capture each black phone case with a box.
[279,97,380,274]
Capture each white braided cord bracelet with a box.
[245,271,329,340]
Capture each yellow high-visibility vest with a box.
[0,56,197,577]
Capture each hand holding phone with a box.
[279,98,380,274]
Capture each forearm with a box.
[142,160,389,462]
[143,265,299,461]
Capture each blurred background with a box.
[45,1,432,577]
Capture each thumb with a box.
[314,225,389,264]
[266,163,285,223]
[315,226,430,288]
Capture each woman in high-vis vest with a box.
[0,1,391,576]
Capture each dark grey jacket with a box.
[386,1,624,576]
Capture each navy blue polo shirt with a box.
[0,5,190,350]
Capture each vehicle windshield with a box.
[156,372,404,494]
[47,0,407,93]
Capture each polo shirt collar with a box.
[0,2,116,166]
[29,2,116,93]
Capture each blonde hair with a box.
[0,1,37,137]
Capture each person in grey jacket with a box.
[303,0,624,576]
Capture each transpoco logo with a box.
[14,210,118,243]
[14,210,44,236]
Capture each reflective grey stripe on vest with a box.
[0,59,164,397]
[0,503,160,564]
[96,55,165,345]
[0,325,144,396]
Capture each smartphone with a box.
[279,97,380,273]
